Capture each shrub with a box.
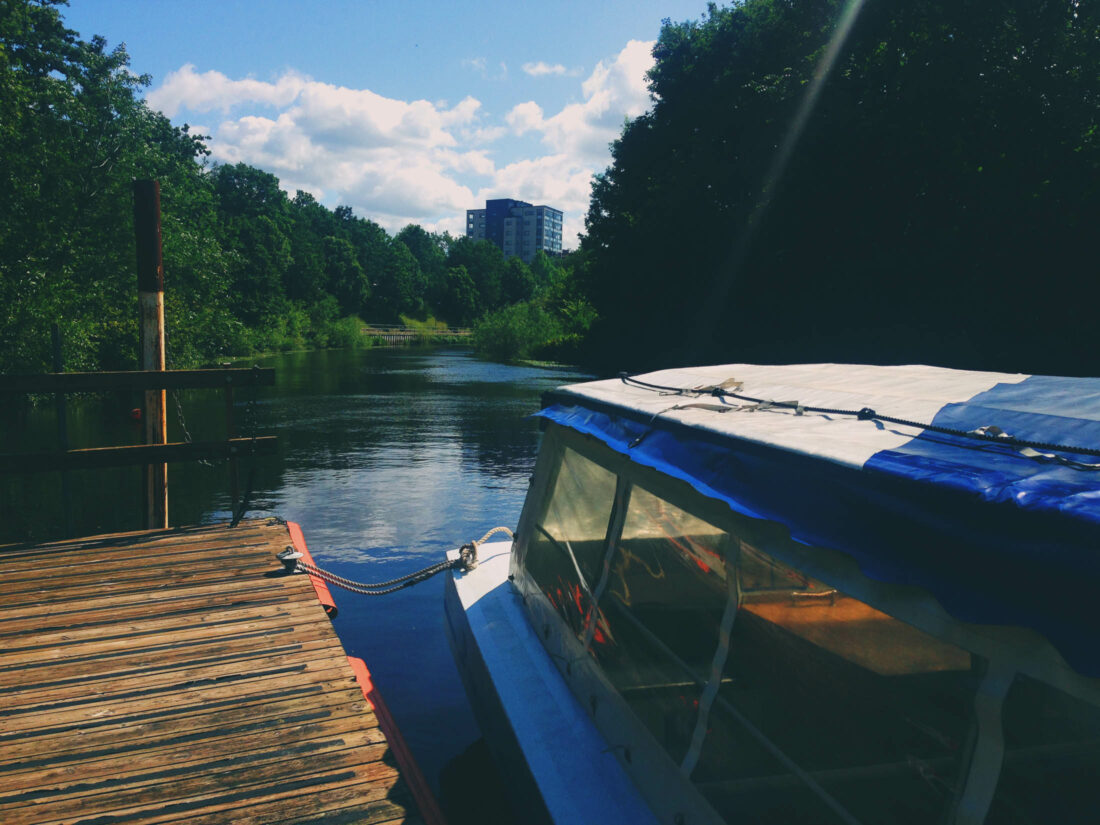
[473,302,563,362]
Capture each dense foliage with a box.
[581,0,1100,375]
[7,0,1093,374]
[0,0,587,372]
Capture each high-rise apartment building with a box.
[465,198,563,264]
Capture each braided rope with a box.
[619,373,1100,462]
[296,557,455,595]
[285,526,516,597]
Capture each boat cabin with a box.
[503,365,1100,825]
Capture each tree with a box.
[446,237,507,311]
[395,224,446,285]
[367,240,424,321]
[284,191,332,304]
[501,257,535,305]
[322,236,368,315]
[0,0,224,371]
[437,265,480,326]
[581,0,1100,374]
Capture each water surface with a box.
[0,347,591,808]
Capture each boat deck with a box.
[0,519,430,825]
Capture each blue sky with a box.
[62,0,712,245]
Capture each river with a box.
[0,346,591,820]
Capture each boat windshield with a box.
[518,432,1100,824]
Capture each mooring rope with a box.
[618,372,1100,467]
[276,526,515,596]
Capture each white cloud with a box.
[523,61,566,77]
[543,39,655,163]
[505,40,654,164]
[145,39,655,241]
[146,64,308,118]
[522,61,583,78]
[505,101,544,135]
[462,57,487,74]
[462,57,508,82]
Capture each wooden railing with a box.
[360,324,472,345]
[0,367,277,533]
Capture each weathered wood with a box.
[0,534,274,577]
[0,588,319,637]
[0,522,268,557]
[0,436,277,473]
[0,613,337,672]
[135,179,168,529]
[0,520,421,824]
[0,572,301,622]
[0,368,277,394]
[0,718,380,795]
[50,323,75,537]
[226,382,240,511]
[0,688,372,770]
[0,642,352,707]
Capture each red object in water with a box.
[129,407,142,421]
[285,521,447,825]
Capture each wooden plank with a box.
[0,545,283,590]
[0,436,277,474]
[0,521,423,825]
[0,624,341,699]
[0,744,398,825]
[0,529,271,568]
[0,588,318,637]
[0,665,358,736]
[0,549,304,604]
[0,688,373,770]
[0,630,347,697]
[0,733,388,813]
[0,538,279,581]
[190,780,415,825]
[0,368,276,394]
[0,717,380,796]
[0,564,291,609]
[0,521,264,555]
[0,598,321,652]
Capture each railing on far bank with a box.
[361,324,472,346]
[0,367,276,535]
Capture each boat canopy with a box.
[536,364,1100,678]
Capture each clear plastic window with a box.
[526,447,617,638]
[985,674,1100,824]
[596,485,731,765]
[694,542,979,824]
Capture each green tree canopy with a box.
[582,0,1100,375]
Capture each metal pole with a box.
[134,180,168,529]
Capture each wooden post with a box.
[224,369,240,513]
[51,324,75,537]
[134,180,168,529]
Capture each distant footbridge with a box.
[360,324,472,345]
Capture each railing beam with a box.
[0,369,276,394]
[0,437,278,473]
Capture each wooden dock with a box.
[0,519,441,825]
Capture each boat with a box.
[444,363,1100,825]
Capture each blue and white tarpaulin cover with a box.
[535,364,1100,677]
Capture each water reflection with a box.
[0,347,589,805]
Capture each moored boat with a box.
[446,364,1100,824]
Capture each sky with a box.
[61,0,713,246]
